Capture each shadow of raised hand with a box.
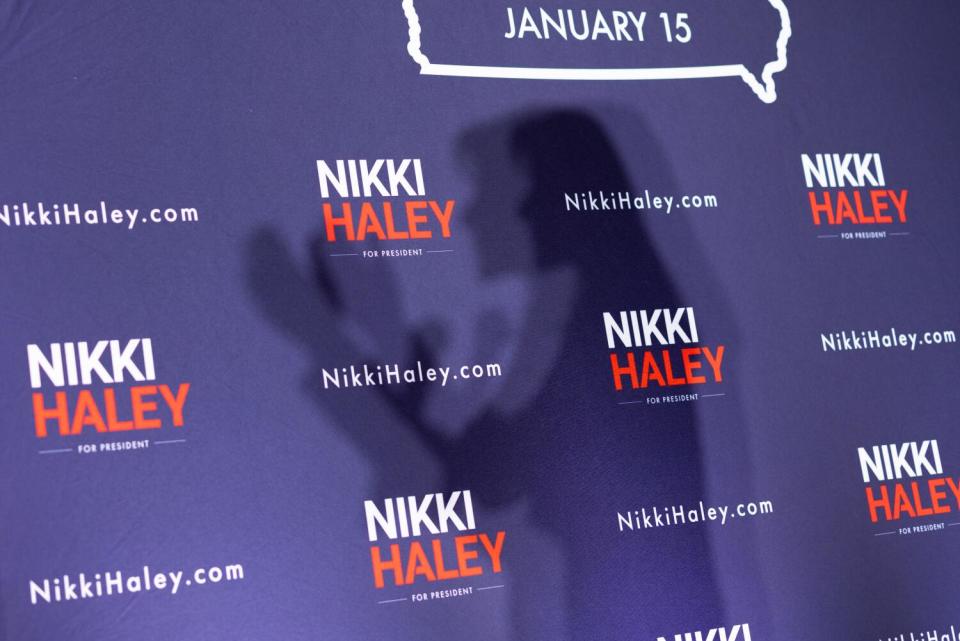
[246,227,463,489]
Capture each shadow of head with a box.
[457,108,678,284]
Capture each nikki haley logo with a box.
[28,339,190,450]
[316,159,454,257]
[658,623,752,641]
[603,307,725,401]
[802,153,909,238]
[858,440,960,534]
[363,490,505,600]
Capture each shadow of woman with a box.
[247,109,725,639]
[444,110,726,637]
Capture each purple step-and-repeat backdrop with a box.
[1,1,959,640]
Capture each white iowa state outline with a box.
[402,0,791,103]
